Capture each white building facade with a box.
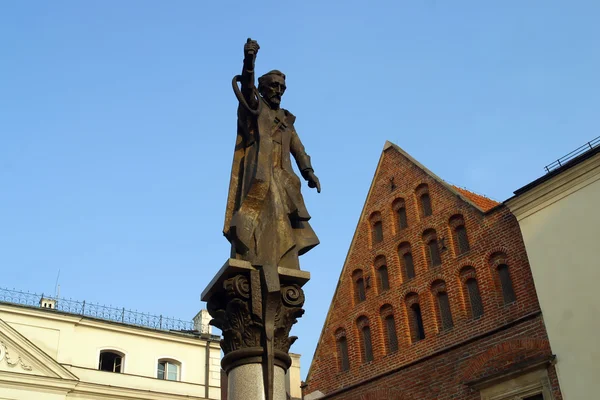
[0,289,221,400]
[506,138,600,399]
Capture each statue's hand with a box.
[244,38,260,59]
[306,171,321,193]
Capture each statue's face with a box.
[260,75,286,109]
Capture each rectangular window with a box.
[403,253,415,279]
[356,278,366,303]
[428,240,442,267]
[362,327,374,362]
[524,394,544,400]
[158,361,179,381]
[437,292,454,330]
[99,352,122,373]
[466,278,484,318]
[421,194,432,216]
[373,221,383,244]
[456,226,470,254]
[337,337,349,371]
[498,265,516,304]
[378,266,389,292]
[397,207,408,230]
[411,304,425,341]
[385,316,398,353]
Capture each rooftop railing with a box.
[0,287,195,332]
[544,136,600,173]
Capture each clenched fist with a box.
[244,38,260,59]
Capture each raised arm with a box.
[241,39,260,110]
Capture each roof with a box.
[513,144,600,197]
[452,186,500,212]
[384,141,499,213]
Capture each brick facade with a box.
[305,142,562,399]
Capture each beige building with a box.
[0,288,222,400]
[506,137,600,399]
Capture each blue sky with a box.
[1,1,599,379]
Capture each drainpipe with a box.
[205,338,211,399]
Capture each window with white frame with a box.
[157,359,180,381]
[98,350,123,373]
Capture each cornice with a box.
[506,152,600,220]
[0,371,209,400]
[0,304,216,347]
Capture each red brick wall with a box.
[305,146,561,399]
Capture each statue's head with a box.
[258,70,286,109]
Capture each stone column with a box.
[202,259,309,400]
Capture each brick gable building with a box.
[304,142,562,400]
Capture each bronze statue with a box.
[225,38,320,272]
[205,39,317,400]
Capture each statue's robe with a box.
[223,97,319,270]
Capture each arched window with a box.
[405,294,425,342]
[335,329,350,372]
[98,350,124,373]
[432,281,453,331]
[450,215,470,255]
[352,270,366,303]
[157,359,181,381]
[370,212,383,245]
[416,184,432,217]
[491,253,517,305]
[423,229,441,267]
[375,256,389,293]
[357,317,374,363]
[460,267,484,319]
[498,264,516,304]
[392,198,408,231]
[380,305,398,354]
[398,242,415,280]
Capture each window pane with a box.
[524,394,544,400]
[99,352,122,373]
[498,265,516,304]
[337,337,349,371]
[385,316,398,353]
[157,362,165,380]
[167,363,178,381]
[466,278,484,318]
[373,221,383,243]
[403,253,415,279]
[428,240,441,267]
[397,207,408,229]
[411,304,425,341]
[421,194,432,216]
[114,356,122,373]
[378,266,389,292]
[456,226,470,254]
[362,326,374,362]
[437,292,454,330]
[356,278,366,302]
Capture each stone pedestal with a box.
[201,259,310,400]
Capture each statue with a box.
[225,38,320,272]
[203,38,317,400]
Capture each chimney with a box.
[39,296,57,309]
[193,309,212,335]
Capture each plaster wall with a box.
[0,304,221,399]
[507,154,600,399]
